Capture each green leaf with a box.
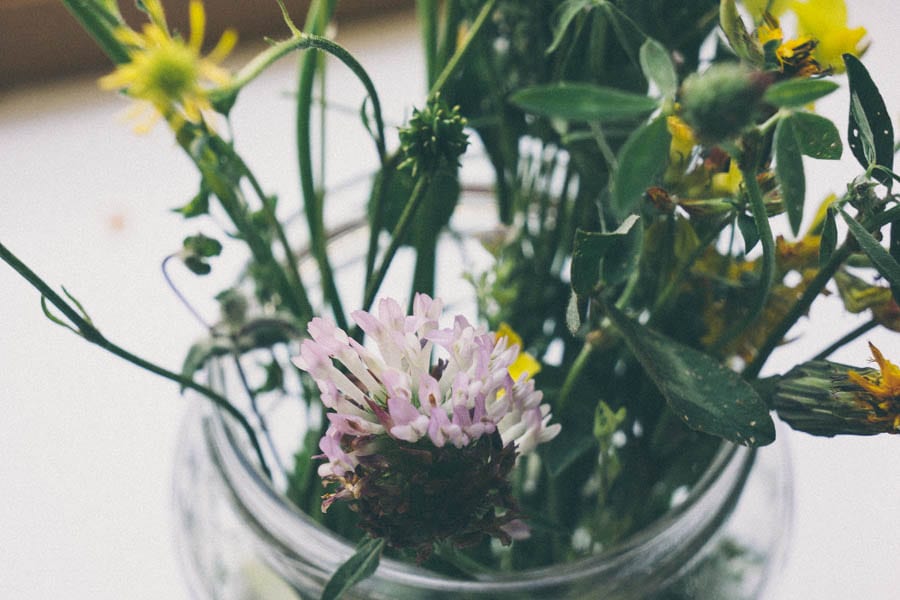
[763,79,839,108]
[322,537,385,600]
[183,234,222,258]
[774,116,806,236]
[612,115,671,215]
[719,0,763,64]
[605,303,776,446]
[571,214,641,296]
[790,112,842,160]
[737,213,760,253]
[841,210,900,303]
[510,83,658,122]
[819,207,838,266]
[544,430,596,478]
[547,0,597,54]
[639,38,677,98]
[844,54,894,186]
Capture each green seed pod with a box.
[680,64,771,144]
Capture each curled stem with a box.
[0,241,272,480]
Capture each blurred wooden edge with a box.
[0,0,413,88]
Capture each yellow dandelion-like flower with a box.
[790,0,867,73]
[848,343,900,402]
[99,0,237,132]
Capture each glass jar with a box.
[172,195,793,599]
[173,400,791,600]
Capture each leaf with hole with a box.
[790,112,842,160]
[844,54,894,185]
[605,303,775,446]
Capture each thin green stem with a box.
[364,152,403,290]
[428,0,498,99]
[227,149,312,320]
[0,240,271,480]
[648,214,733,327]
[60,0,129,65]
[745,204,900,378]
[558,340,597,410]
[295,0,348,331]
[188,135,313,321]
[712,153,776,354]
[811,319,879,361]
[363,175,432,313]
[416,0,439,87]
[161,254,212,330]
[211,32,386,158]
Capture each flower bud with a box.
[679,64,771,144]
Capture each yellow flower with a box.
[710,159,743,196]
[790,0,867,72]
[495,322,541,380]
[99,0,237,132]
[848,343,900,431]
[848,343,900,402]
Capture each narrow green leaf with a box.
[547,0,596,54]
[819,207,838,266]
[790,112,842,160]
[510,83,658,122]
[605,303,776,446]
[719,0,763,64]
[775,116,806,236]
[763,79,839,108]
[844,54,894,185]
[639,38,677,98]
[850,92,876,166]
[571,215,641,296]
[841,210,900,303]
[612,115,671,215]
[322,537,385,600]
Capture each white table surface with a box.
[1,5,898,599]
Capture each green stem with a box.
[211,33,385,159]
[427,0,498,99]
[59,0,129,65]
[363,175,432,312]
[364,152,403,290]
[811,319,879,361]
[416,0,439,87]
[648,214,733,328]
[712,152,776,354]
[189,135,313,321]
[558,340,597,410]
[0,240,272,480]
[745,204,900,378]
[227,149,313,321]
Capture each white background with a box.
[1,4,898,598]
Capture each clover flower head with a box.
[292,294,559,555]
[99,0,237,132]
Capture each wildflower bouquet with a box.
[2,0,899,597]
